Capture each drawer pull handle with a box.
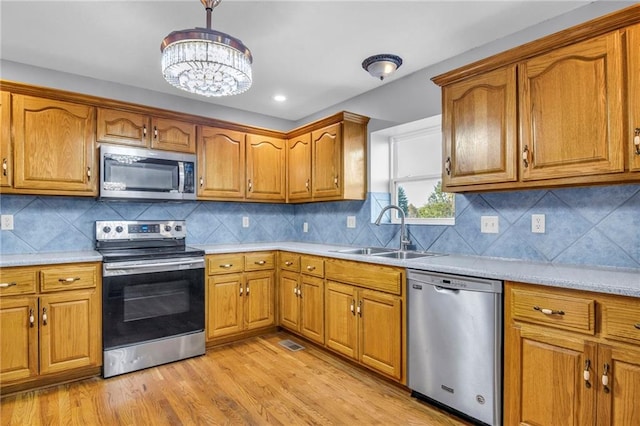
[533,306,564,316]
[246,285,250,296]
[219,264,233,269]
[285,261,293,266]
[42,307,48,326]
[306,265,315,271]
[602,363,610,393]
[293,287,298,296]
[239,286,243,296]
[635,323,640,330]
[29,308,35,328]
[59,277,80,283]
[444,157,451,176]
[583,359,591,388]
[522,145,530,168]
[357,300,362,317]
[254,260,266,265]
[350,299,355,315]
[2,158,7,176]
[0,282,17,288]
[634,128,640,155]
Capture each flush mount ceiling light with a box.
[362,54,403,81]
[161,0,252,97]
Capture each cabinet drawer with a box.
[325,259,403,295]
[301,256,324,278]
[0,267,37,296]
[510,288,595,334]
[602,298,640,344]
[40,264,98,292]
[207,254,244,275]
[279,252,300,272]
[244,252,275,271]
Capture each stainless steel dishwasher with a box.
[407,270,502,426]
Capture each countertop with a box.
[1,242,638,297]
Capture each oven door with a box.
[102,257,204,350]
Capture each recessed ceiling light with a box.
[273,94,287,102]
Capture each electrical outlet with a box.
[1,214,14,230]
[303,222,308,233]
[532,214,545,233]
[347,216,356,228]
[480,216,499,234]
[242,216,250,228]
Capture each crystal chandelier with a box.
[161,0,253,97]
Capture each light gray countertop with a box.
[2,242,638,297]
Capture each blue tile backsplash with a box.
[1,183,639,269]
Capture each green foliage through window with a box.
[401,181,454,219]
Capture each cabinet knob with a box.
[285,261,293,266]
[522,145,530,168]
[634,128,640,155]
[306,265,315,271]
[445,157,451,176]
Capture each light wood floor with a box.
[1,332,470,425]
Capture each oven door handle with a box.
[103,258,204,276]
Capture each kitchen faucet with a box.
[374,204,412,251]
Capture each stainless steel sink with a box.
[372,250,445,260]
[332,247,394,255]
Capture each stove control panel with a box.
[96,220,187,241]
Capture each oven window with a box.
[124,280,189,322]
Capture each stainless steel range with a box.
[96,220,205,378]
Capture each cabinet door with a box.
[504,325,595,426]
[442,65,517,189]
[279,270,300,332]
[39,289,101,375]
[312,123,342,198]
[596,344,640,426]
[198,127,245,199]
[151,117,196,153]
[246,134,286,201]
[287,133,312,201]
[244,271,274,330]
[299,275,324,345]
[358,290,401,379]
[1,91,11,187]
[96,108,150,147]
[13,95,96,194]
[325,281,357,359]
[206,274,244,339]
[628,24,640,172]
[519,31,624,181]
[0,297,38,382]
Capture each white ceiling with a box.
[1,1,592,121]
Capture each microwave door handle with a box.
[178,162,185,193]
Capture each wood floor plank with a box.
[1,332,471,425]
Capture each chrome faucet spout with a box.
[374,204,411,251]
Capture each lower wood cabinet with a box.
[505,281,640,426]
[0,262,101,391]
[206,252,275,343]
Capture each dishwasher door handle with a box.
[434,285,460,294]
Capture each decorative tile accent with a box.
[1,183,639,269]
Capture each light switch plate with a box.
[347,216,356,228]
[303,222,308,233]
[532,214,545,233]
[1,214,14,230]
[242,216,250,228]
[481,216,499,234]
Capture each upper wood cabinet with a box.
[442,65,517,190]
[312,123,342,199]
[0,91,11,188]
[198,126,245,199]
[97,108,196,153]
[286,133,312,201]
[433,6,640,192]
[12,95,96,195]
[519,32,624,181]
[246,134,286,202]
[628,24,640,172]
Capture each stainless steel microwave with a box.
[100,144,196,201]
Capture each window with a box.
[389,115,454,225]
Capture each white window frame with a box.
[388,115,455,226]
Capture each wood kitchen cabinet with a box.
[197,126,246,199]
[311,123,342,199]
[505,281,640,426]
[0,91,11,188]
[96,108,196,153]
[278,253,325,345]
[628,24,640,172]
[246,134,286,202]
[441,65,517,190]
[205,252,275,344]
[0,263,102,393]
[11,95,97,195]
[286,134,312,201]
[324,259,404,381]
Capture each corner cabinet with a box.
[96,108,196,153]
[504,282,640,426]
[0,262,102,393]
[11,95,97,195]
[434,8,640,192]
